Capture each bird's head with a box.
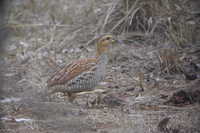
[96,34,116,56]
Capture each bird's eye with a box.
[106,37,111,40]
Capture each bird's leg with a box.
[90,91,103,107]
[96,92,103,106]
[65,92,77,103]
[86,94,90,108]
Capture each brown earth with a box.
[1,0,200,133]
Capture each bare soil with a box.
[1,0,200,133]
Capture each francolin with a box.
[47,35,116,102]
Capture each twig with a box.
[110,0,140,32]
[101,0,120,33]
[7,23,73,28]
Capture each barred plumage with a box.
[47,35,115,102]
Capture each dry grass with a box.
[158,48,183,75]
[1,0,200,132]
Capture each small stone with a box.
[79,45,84,49]
[19,41,29,48]
[8,44,17,51]
[126,87,135,92]
[102,94,125,107]
[184,73,197,80]
[56,59,63,65]
[165,90,200,106]
[62,49,69,53]
[74,48,81,53]
[158,117,170,132]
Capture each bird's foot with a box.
[89,93,103,108]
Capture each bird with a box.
[47,34,116,103]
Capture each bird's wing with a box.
[47,58,97,87]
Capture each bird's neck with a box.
[96,47,107,57]
[97,53,109,65]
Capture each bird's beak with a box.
[111,39,115,43]
[112,36,123,44]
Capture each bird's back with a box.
[47,57,106,94]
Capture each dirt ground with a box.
[1,0,200,133]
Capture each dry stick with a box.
[101,0,120,33]
[49,25,56,46]
[58,27,82,48]
[7,23,73,28]
[129,2,140,26]
[111,7,140,32]
[110,0,140,32]
[85,36,98,46]
[149,20,159,35]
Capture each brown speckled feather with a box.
[47,58,97,87]
[47,35,115,102]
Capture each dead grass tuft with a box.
[167,21,196,47]
[158,48,183,75]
